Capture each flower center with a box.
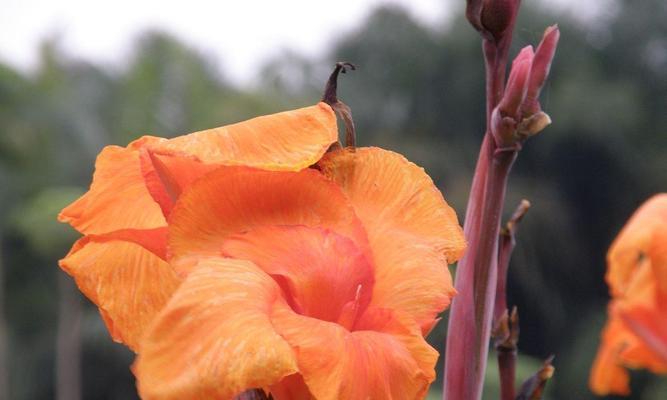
[222,225,374,329]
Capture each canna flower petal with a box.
[269,374,313,400]
[607,193,667,297]
[58,96,468,398]
[590,194,667,396]
[59,229,180,352]
[134,257,298,400]
[167,166,369,275]
[151,103,337,169]
[139,149,219,217]
[650,227,667,297]
[319,147,465,261]
[618,306,667,369]
[270,302,438,400]
[589,317,632,396]
[222,225,374,325]
[368,230,455,334]
[591,255,667,396]
[59,137,167,234]
[318,147,465,331]
[60,104,338,234]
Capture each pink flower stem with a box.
[443,21,519,400]
[496,322,518,400]
[493,200,530,400]
[495,199,530,321]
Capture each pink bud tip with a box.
[523,25,560,116]
[498,46,534,118]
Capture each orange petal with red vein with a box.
[222,225,373,324]
[152,102,337,169]
[319,147,466,263]
[618,305,667,370]
[271,302,437,400]
[607,193,667,296]
[367,229,455,334]
[134,257,297,400]
[168,167,368,274]
[59,233,180,352]
[59,138,167,234]
[318,147,462,328]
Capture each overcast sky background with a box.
[1,0,601,84]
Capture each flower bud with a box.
[480,0,520,40]
[522,25,560,116]
[498,46,534,118]
[465,0,485,32]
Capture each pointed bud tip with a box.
[499,48,534,117]
[513,45,535,66]
[544,24,560,38]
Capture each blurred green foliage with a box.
[0,1,665,399]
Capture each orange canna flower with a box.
[590,194,667,396]
[59,100,466,399]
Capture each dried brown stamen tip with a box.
[322,62,357,105]
[321,62,357,148]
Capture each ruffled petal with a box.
[318,147,464,330]
[589,317,631,396]
[134,257,297,400]
[271,302,437,400]
[59,137,167,234]
[367,230,455,334]
[222,225,373,325]
[59,230,180,352]
[60,104,337,235]
[168,167,368,275]
[591,221,667,395]
[318,147,465,262]
[152,103,337,169]
[607,193,667,296]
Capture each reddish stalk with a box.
[493,307,519,400]
[492,200,530,400]
[494,199,530,320]
[443,1,552,398]
[443,38,518,400]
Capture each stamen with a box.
[321,62,357,148]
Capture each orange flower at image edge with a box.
[58,99,466,399]
[590,194,667,396]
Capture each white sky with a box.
[0,0,456,83]
[1,0,592,84]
